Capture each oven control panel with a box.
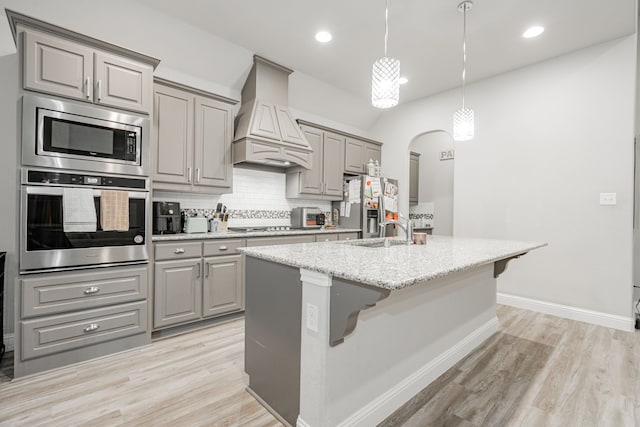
[26,170,146,189]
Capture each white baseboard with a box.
[336,316,500,427]
[3,333,14,353]
[497,292,634,332]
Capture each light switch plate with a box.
[599,193,617,205]
[306,303,319,332]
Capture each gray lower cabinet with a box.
[16,265,150,377]
[153,258,202,328]
[153,239,245,330]
[203,255,244,317]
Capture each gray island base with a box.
[242,236,546,427]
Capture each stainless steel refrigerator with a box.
[332,175,399,238]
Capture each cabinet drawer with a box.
[21,301,147,361]
[316,234,339,242]
[203,239,244,256]
[155,242,202,260]
[246,235,316,247]
[338,232,360,241]
[22,266,148,318]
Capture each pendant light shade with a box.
[372,57,400,108]
[372,0,400,109]
[453,1,474,141]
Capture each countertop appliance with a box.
[291,207,325,229]
[184,217,208,234]
[22,94,149,176]
[153,202,181,234]
[20,168,149,273]
[332,175,399,238]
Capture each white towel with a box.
[63,188,97,233]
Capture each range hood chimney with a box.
[233,55,313,169]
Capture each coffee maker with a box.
[153,202,181,234]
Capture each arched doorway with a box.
[408,130,455,235]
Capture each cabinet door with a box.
[94,51,152,113]
[364,142,382,168]
[323,132,345,198]
[194,96,233,190]
[202,255,244,318]
[298,125,323,196]
[154,259,202,329]
[23,30,93,101]
[409,153,420,204]
[153,84,194,186]
[344,137,365,173]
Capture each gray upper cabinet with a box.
[344,138,365,173]
[344,136,383,175]
[23,30,93,101]
[194,96,233,189]
[152,80,236,194]
[409,151,420,205]
[153,84,193,186]
[286,124,344,200]
[22,28,152,114]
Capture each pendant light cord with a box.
[384,0,389,57]
[461,4,467,109]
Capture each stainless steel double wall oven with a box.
[20,95,151,273]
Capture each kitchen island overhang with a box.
[241,236,546,427]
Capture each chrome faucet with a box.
[379,217,413,244]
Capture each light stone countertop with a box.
[240,235,547,290]
[152,228,362,242]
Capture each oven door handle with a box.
[24,187,148,199]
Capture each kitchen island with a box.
[241,236,545,427]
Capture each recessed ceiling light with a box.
[399,77,408,85]
[315,31,332,43]
[522,26,544,39]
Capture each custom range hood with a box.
[233,55,313,169]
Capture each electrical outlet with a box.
[306,303,319,332]
[599,193,617,206]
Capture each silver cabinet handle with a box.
[85,76,91,99]
[97,79,102,102]
[187,167,192,183]
[83,323,100,333]
[84,286,100,295]
[196,168,201,183]
[196,262,201,278]
[174,248,185,254]
[219,245,228,251]
[205,262,210,278]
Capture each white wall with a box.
[370,36,636,321]
[410,131,454,235]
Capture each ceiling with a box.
[53,1,640,105]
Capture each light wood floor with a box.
[0,306,638,426]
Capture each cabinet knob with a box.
[174,248,185,254]
[84,286,100,295]
[219,246,228,251]
[83,323,100,333]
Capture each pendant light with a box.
[453,1,474,141]
[372,0,400,109]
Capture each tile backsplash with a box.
[153,167,333,227]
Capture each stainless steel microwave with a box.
[22,94,149,176]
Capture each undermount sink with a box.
[345,238,410,248]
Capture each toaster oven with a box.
[291,207,325,229]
